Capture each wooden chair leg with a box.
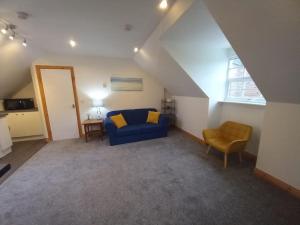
[238,152,243,163]
[224,153,228,168]
[206,145,211,154]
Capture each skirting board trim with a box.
[175,126,257,161]
[12,135,45,143]
[243,151,257,162]
[254,168,300,199]
[174,126,206,145]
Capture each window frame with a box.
[224,57,266,105]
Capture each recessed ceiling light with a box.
[1,27,8,34]
[9,32,15,40]
[134,47,139,53]
[159,0,168,10]
[22,39,27,47]
[69,39,77,48]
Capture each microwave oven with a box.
[3,98,35,111]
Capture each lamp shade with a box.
[92,99,103,108]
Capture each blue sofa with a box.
[104,108,169,146]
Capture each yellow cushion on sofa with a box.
[110,114,127,128]
[146,111,160,124]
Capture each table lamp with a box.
[93,99,104,119]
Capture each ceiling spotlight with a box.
[22,39,27,47]
[134,47,139,53]
[9,32,15,40]
[69,39,77,48]
[159,0,168,10]
[1,26,8,34]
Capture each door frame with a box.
[35,65,83,141]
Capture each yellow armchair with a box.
[203,121,252,168]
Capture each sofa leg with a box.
[224,153,228,168]
[206,145,211,154]
[238,152,243,163]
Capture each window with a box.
[225,58,266,105]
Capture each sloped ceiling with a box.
[0,37,43,98]
[161,0,231,100]
[203,0,300,104]
[134,0,206,97]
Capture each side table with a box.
[82,119,104,142]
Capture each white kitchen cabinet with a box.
[6,111,43,138]
[0,116,12,158]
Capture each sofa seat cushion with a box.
[116,124,143,137]
[140,124,161,133]
[115,124,163,137]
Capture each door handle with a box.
[72,104,75,108]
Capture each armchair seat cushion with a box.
[206,137,232,152]
[203,121,252,154]
[203,121,252,168]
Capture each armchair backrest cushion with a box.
[107,108,157,125]
[220,121,252,141]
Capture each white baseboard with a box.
[0,147,12,158]
[12,135,45,143]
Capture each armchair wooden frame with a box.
[203,121,252,168]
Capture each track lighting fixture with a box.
[0,20,28,48]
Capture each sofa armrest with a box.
[159,114,169,127]
[104,118,117,135]
[202,129,221,141]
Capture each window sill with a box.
[219,100,266,107]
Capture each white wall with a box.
[11,82,37,107]
[31,54,164,138]
[174,96,209,138]
[11,82,35,99]
[208,99,222,128]
[256,102,300,189]
[0,35,43,98]
[219,103,265,156]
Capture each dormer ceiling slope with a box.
[203,0,300,104]
[161,0,231,101]
[134,0,207,98]
[0,38,43,98]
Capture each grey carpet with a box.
[0,139,46,184]
[0,130,299,225]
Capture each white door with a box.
[41,69,79,141]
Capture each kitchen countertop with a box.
[0,108,39,114]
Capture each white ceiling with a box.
[0,0,171,58]
[0,0,173,98]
